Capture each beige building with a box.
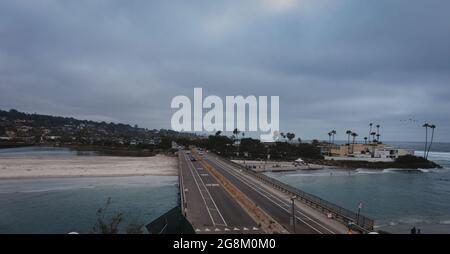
[330,143,379,157]
[323,143,414,162]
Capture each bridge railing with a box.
[221,157,374,232]
[178,152,187,216]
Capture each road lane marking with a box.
[182,152,216,226]
[210,156,329,234]
[213,156,337,234]
[207,155,334,234]
[186,154,228,227]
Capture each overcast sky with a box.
[1,0,449,142]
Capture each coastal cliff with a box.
[306,155,442,170]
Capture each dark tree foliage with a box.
[0,109,136,133]
[206,135,234,156]
[159,137,173,150]
[174,135,323,160]
[239,138,266,158]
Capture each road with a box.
[180,149,343,234]
[179,150,262,234]
[201,152,340,234]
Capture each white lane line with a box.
[187,155,228,227]
[183,153,216,225]
[210,159,323,234]
[208,156,334,234]
[214,156,337,234]
[211,156,331,234]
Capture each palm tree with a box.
[364,137,368,144]
[370,132,376,142]
[232,128,240,156]
[376,124,381,142]
[426,124,436,159]
[346,130,352,153]
[423,123,429,158]
[286,132,295,142]
[351,132,358,154]
[331,130,337,144]
[327,132,332,155]
[369,123,373,142]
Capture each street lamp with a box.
[291,195,297,233]
[357,202,362,225]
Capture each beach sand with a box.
[0,154,178,179]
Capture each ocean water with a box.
[0,147,178,234]
[266,142,450,234]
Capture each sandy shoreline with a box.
[0,154,178,179]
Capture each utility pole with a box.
[357,202,362,225]
[291,195,297,233]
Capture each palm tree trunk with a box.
[352,137,356,154]
[347,135,351,154]
[424,127,428,158]
[426,128,435,159]
[328,135,331,156]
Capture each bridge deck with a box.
[179,151,262,234]
[180,149,351,234]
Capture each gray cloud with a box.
[1,0,449,141]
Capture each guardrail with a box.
[178,152,187,216]
[220,157,374,232]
